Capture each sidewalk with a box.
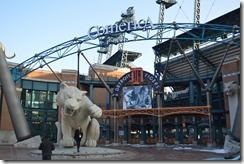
[0,143,231,161]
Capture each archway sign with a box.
[113,70,160,97]
[10,17,239,83]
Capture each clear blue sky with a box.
[0,0,240,75]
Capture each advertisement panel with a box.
[123,85,152,109]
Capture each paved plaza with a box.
[0,143,233,161]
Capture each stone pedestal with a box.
[207,143,213,148]
[192,141,197,146]
[105,141,110,145]
[174,141,179,146]
[14,135,42,148]
[156,142,165,147]
[122,140,127,145]
[112,142,121,146]
[207,142,216,148]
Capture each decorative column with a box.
[199,128,203,144]
[105,117,110,145]
[222,54,240,140]
[152,116,157,139]
[192,115,198,145]
[218,127,223,145]
[112,95,119,145]
[140,116,146,144]
[179,125,183,144]
[206,89,213,147]
[189,81,194,106]
[127,116,132,144]
[174,117,179,145]
[123,117,128,144]
[156,93,165,147]
[212,124,216,146]
[161,126,165,143]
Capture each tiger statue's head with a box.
[56,83,94,117]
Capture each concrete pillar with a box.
[123,117,128,143]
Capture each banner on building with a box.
[123,85,152,110]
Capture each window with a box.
[21,80,59,142]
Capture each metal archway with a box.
[10,22,240,83]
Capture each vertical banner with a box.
[123,85,152,109]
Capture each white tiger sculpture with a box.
[56,83,102,147]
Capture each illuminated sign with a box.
[88,17,155,39]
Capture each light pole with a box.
[77,51,80,89]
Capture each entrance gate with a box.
[100,106,211,145]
